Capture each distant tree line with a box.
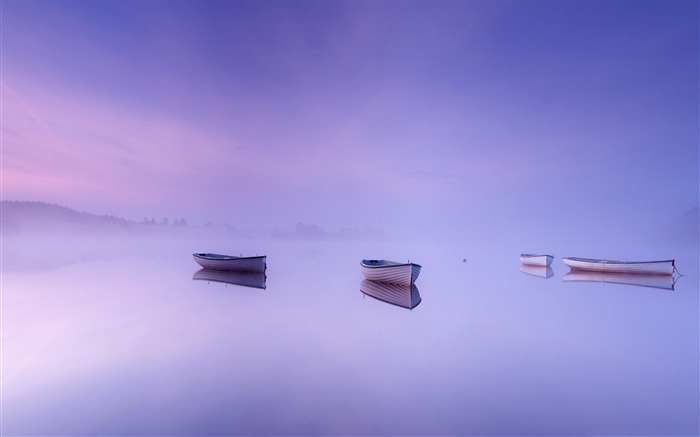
[0,201,190,235]
[2,200,130,224]
[140,217,188,226]
[270,222,387,240]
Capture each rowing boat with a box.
[562,257,674,275]
[360,279,421,310]
[360,259,421,286]
[193,253,267,272]
[520,254,554,267]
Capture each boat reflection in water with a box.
[520,264,554,279]
[360,279,421,310]
[563,271,675,291]
[192,268,266,290]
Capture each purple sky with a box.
[2,1,698,234]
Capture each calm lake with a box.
[2,234,698,436]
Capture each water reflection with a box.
[192,268,267,289]
[3,236,698,436]
[563,271,676,291]
[360,279,421,310]
[520,264,554,279]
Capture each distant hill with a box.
[1,201,136,236]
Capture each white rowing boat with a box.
[520,254,554,267]
[360,259,421,286]
[360,279,421,310]
[562,257,674,276]
[192,269,266,289]
[563,271,675,291]
[193,253,267,272]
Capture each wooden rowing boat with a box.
[193,253,267,272]
[562,257,674,275]
[192,269,266,289]
[360,259,421,286]
[520,254,554,267]
[360,279,421,310]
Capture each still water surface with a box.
[3,236,698,435]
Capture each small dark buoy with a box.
[462,258,467,263]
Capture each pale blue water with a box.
[2,235,698,436]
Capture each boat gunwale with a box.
[520,254,554,258]
[360,259,422,269]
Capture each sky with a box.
[1,1,698,237]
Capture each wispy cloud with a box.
[2,1,696,229]
[2,81,55,135]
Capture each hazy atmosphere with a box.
[1,2,699,436]
[2,1,698,240]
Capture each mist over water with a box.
[2,1,697,433]
[2,227,697,436]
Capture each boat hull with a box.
[520,254,554,267]
[360,259,421,286]
[562,257,674,276]
[193,253,267,272]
